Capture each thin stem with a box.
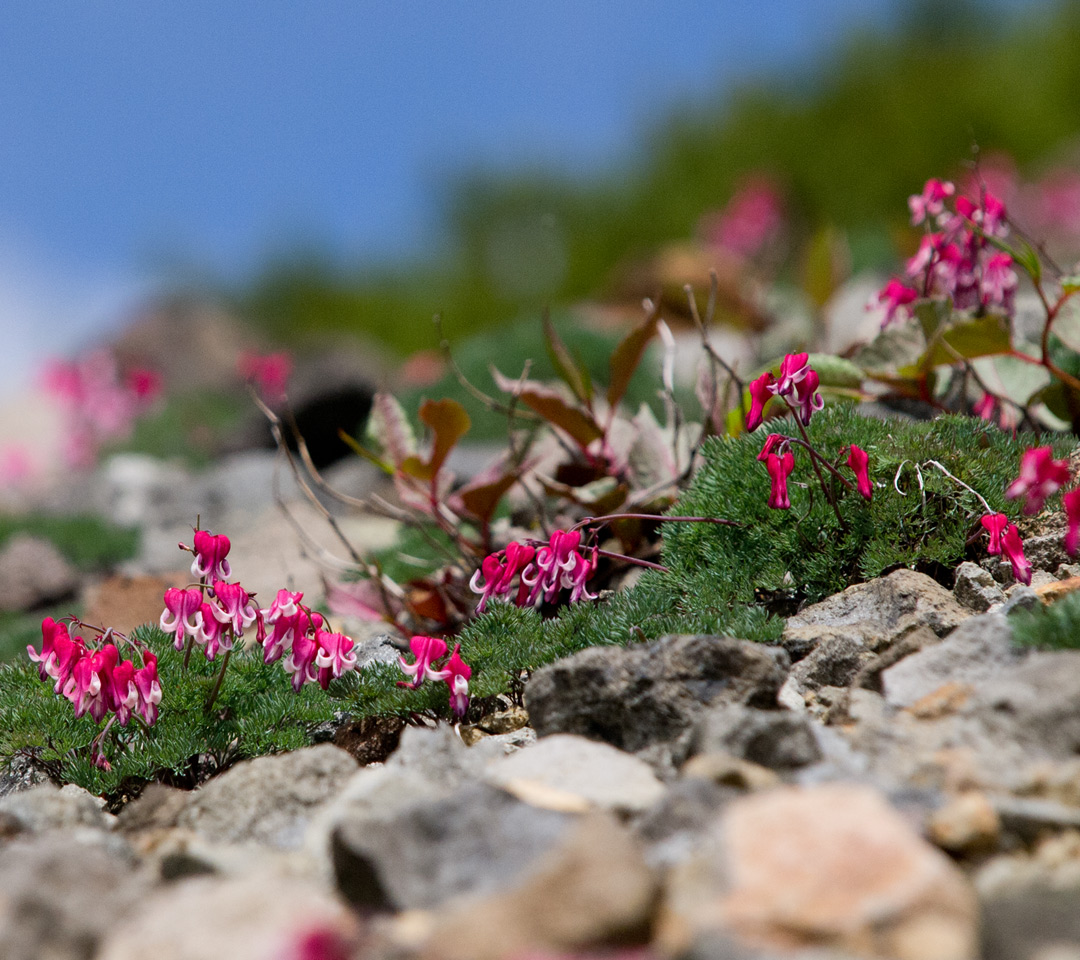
[593,548,668,573]
[779,399,847,529]
[922,459,994,515]
[204,649,233,714]
[783,438,856,492]
[569,512,741,532]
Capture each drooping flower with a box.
[791,369,824,426]
[981,252,1018,313]
[64,644,119,722]
[846,445,872,501]
[397,635,449,690]
[469,542,536,614]
[191,529,232,582]
[876,279,918,327]
[160,587,206,651]
[284,631,321,693]
[109,657,138,726]
[433,643,472,720]
[909,178,955,225]
[1005,446,1070,515]
[756,433,785,462]
[765,450,795,510]
[1065,489,1080,558]
[133,651,162,725]
[522,529,597,607]
[1001,523,1032,586]
[209,580,258,637]
[980,512,1009,555]
[195,601,232,660]
[314,630,357,690]
[745,371,777,432]
[773,352,810,397]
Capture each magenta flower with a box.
[314,629,357,690]
[1005,446,1070,515]
[1066,489,1080,558]
[846,445,872,501]
[906,232,944,278]
[133,651,162,725]
[792,369,824,426]
[191,529,232,582]
[160,587,206,651]
[876,279,918,327]
[209,580,258,637]
[64,644,118,722]
[27,617,68,682]
[981,252,1018,313]
[745,371,777,432]
[765,450,795,510]
[524,529,597,607]
[469,542,536,613]
[773,352,810,397]
[284,631,321,692]
[264,588,303,621]
[1001,523,1032,585]
[909,178,955,225]
[397,635,449,690]
[110,657,138,726]
[756,433,785,462]
[196,601,233,660]
[437,643,472,719]
[981,513,1009,555]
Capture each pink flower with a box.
[703,176,784,259]
[934,243,979,309]
[765,450,795,510]
[974,393,996,421]
[469,542,536,613]
[876,279,918,327]
[431,643,472,719]
[195,601,232,660]
[209,580,258,637]
[1001,523,1032,585]
[110,657,138,726]
[237,351,292,403]
[191,529,232,581]
[792,369,824,426]
[846,445,872,500]
[981,252,1018,314]
[160,587,206,651]
[1066,489,1080,558]
[397,635,448,690]
[981,513,1009,555]
[906,232,944,278]
[28,617,69,683]
[264,588,303,621]
[1005,446,1070,515]
[772,352,810,398]
[756,433,786,462]
[64,644,118,722]
[909,178,955,225]
[314,629,357,689]
[133,651,162,725]
[284,631,321,692]
[745,371,776,432]
[522,529,597,607]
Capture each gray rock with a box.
[0,782,114,833]
[788,633,869,693]
[351,632,403,669]
[98,872,362,960]
[0,534,79,612]
[981,885,1080,960]
[331,781,578,910]
[525,634,789,756]
[882,612,1018,708]
[783,569,969,657]
[176,743,357,850]
[972,652,1080,759]
[0,833,142,960]
[691,703,822,771]
[999,584,1041,616]
[954,561,1006,612]
[0,755,51,798]
[484,733,666,813]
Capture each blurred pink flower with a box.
[701,175,784,259]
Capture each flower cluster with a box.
[397,636,472,719]
[876,178,1018,326]
[981,446,1080,586]
[42,349,161,468]
[745,352,824,432]
[469,529,597,614]
[742,354,871,513]
[28,618,161,729]
[257,588,358,692]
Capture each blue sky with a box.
[0,0,1045,385]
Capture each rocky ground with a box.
[6,449,1080,959]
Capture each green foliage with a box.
[0,514,138,572]
[1012,591,1080,651]
[666,405,1071,604]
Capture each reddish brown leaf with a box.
[491,368,603,449]
[420,398,471,478]
[607,311,658,410]
[459,472,518,525]
[543,312,591,405]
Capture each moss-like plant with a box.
[1011,591,1080,651]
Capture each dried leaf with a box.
[492,367,604,449]
[419,398,471,478]
[607,311,658,410]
